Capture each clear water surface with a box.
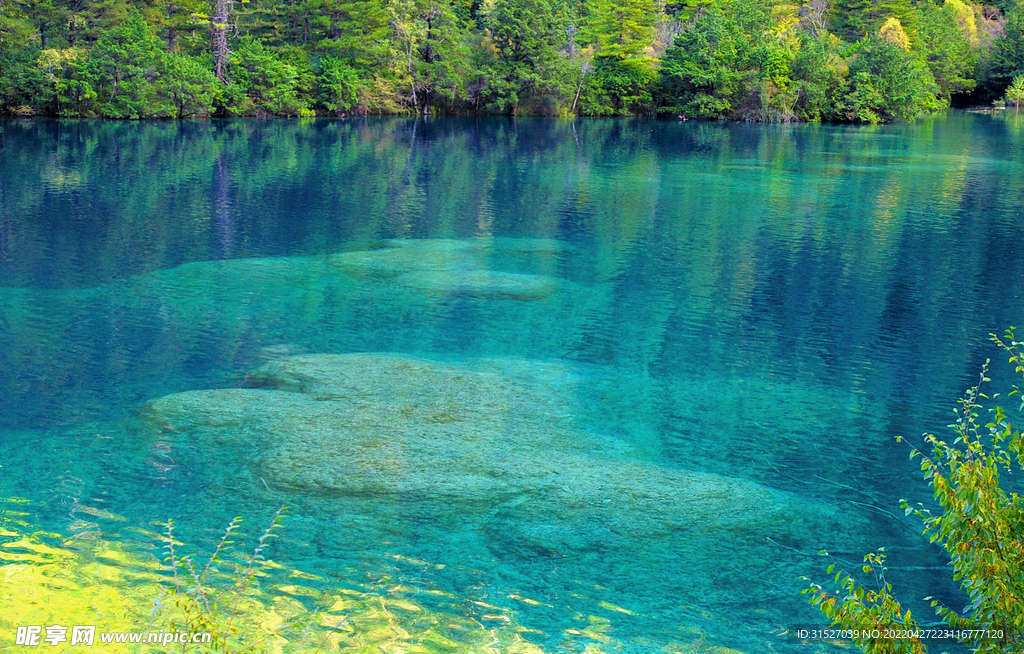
[1,113,1022,653]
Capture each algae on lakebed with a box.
[145,352,833,527]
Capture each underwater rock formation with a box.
[144,353,865,548]
[0,239,589,427]
[136,351,891,653]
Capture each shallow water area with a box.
[2,114,1023,653]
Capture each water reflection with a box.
[1,113,1022,653]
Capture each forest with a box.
[1,0,1024,121]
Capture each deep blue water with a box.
[1,114,1022,653]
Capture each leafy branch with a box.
[803,328,1024,654]
[154,506,397,653]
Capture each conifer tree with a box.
[141,0,208,53]
[830,0,917,41]
[478,0,569,112]
[584,0,658,60]
[917,0,976,98]
[388,0,467,111]
[315,0,392,70]
[12,0,65,48]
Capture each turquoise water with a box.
[1,114,1023,653]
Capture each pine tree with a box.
[141,0,208,53]
[584,0,657,60]
[88,11,173,116]
[477,0,572,113]
[388,0,468,111]
[11,0,65,48]
[1006,73,1024,108]
[830,0,917,41]
[315,0,393,70]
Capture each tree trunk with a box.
[212,0,233,81]
[405,41,417,112]
[167,3,178,53]
[571,62,590,114]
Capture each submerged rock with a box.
[144,353,861,547]
[396,270,559,299]
[0,238,593,428]
[138,352,882,653]
[257,342,310,362]
[329,239,478,279]
[329,239,569,299]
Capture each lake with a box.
[1,113,1022,653]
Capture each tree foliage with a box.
[0,0,1020,118]
[1006,73,1024,107]
[804,328,1024,654]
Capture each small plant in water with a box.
[155,506,289,652]
[154,506,391,653]
[803,329,1024,653]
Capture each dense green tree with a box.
[0,0,43,107]
[476,0,572,113]
[746,30,799,120]
[0,55,48,111]
[838,35,942,122]
[830,0,917,42]
[140,0,208,53]
[223,37,311,115]
[62,0,132,45]
[580,55,656,114]
[791,33,846,121]
[162,51,217,116]
[88,11,173,117]
[35,44,95,114]
[0,0,1005,119]
[237,0,318,45]
[917,0,976,98]
[312,0,393,69]
[656,6,744,118]
[1006,73,1024,107]
[580,0,658,113]
[1,0,32,58]
[316,55,359,113]
[413,0,470,111]
[983,3,1024,97]
[386,0,469,112]
[584,0,657,59]
[11,0,66,48]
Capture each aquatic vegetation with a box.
[157,508,299,653]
